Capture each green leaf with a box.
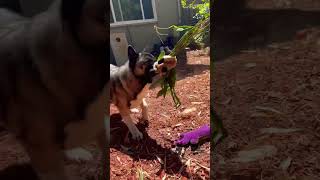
[176,25,193,29]
[176,28,185,32]
[181,0,187,8]
[157,51,165,62]
[170,88,181,108]
[167,69,177,89]
[169,25,193,32]
[163,81,169,98]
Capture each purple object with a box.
[175,124,211,146]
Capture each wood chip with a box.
[191,101,204,105]
[255,106,283,114]
[156,155,164,164]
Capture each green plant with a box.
[182,0,210,47]
[154,0,210,108]
[211,107,228,149]
[181,0,210,20]
[154,0,226,147]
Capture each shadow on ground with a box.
[174,50,210,81]
[110,113,203,179]
[214,0,320,61]
[0,164,38,180]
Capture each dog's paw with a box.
[64,148,93,162]
[131,130,143,140]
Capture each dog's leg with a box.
[140,98,149,122]
[120,109,143,140]
[25,143,67,180]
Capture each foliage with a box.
[154,17,209,108]
[182,0,210,47]
[154,0,210,108]
[181,0,210,19]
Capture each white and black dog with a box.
[0,0,108,179]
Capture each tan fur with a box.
[130,84,150,109]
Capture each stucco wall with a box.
[15,0,180,64]
[110,0,180,52]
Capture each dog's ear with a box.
[61,0,86,24]
[128,45,139,68]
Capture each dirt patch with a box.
[212,27,320,179]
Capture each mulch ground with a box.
[212,27,320,180]
[0,50,210,180]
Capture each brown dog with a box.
[0,0,108,179]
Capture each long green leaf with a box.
[157,51,165,61]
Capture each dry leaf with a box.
[217,97,232,105]
[162,174,167,180]
[244,63,257,68]
[116,156,122,164]
[161,113,169,118]
[181,107,197,114]
[173,123,183,128]
[185,159,192,167]
[255,106,283,114]
[156,155,164,164]
[193,161,210,172]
